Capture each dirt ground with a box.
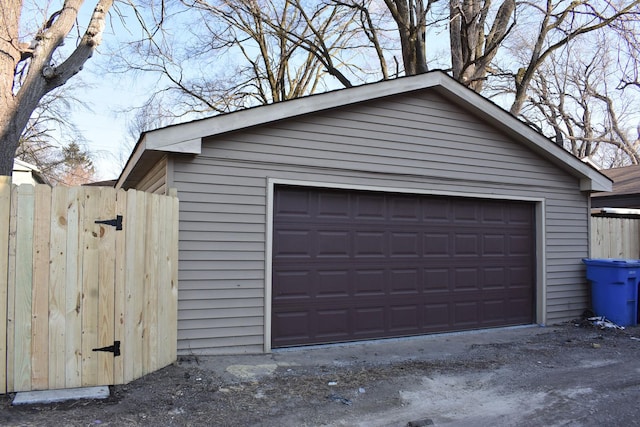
[2,320,640,426]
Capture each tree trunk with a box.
[0,0,114,176]
[385,0,429,76]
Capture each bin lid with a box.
[582,258,640,267]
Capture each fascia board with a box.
[143,73,446,152]
[116,136,147,189]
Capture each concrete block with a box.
[12,386,110,405]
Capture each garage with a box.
[272,185,536,347]
[118,71,612,355]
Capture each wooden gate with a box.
[0,178,179,393]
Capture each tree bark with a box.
[449,0,515,91]
[384,0,429,76]
[0,0,114,176]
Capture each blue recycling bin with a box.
[582,258,640,327]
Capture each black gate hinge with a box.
[95,215,123,230]
[92,340,121,357]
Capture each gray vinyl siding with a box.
[136,156,167,194]
[172,90,589,355]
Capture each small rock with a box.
[168,407,185,416]
[358,387,366,394]
[592,343,601,349]
[328,381,338,386]
[327,393,352,405]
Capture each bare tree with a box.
[117,0,374,122]
[0,0,114,176]
[521,42,640,167]
[381,0,435,75]
[117,0,640,165]
[449,0,515,91]
[506,0,640,115]
[15,83,93,182]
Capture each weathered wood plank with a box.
[0,176,11,394]
[48,186,68,389]
[14,185,35,392]
[31,185,51,390]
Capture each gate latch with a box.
[92,341,121,357]
[95,215,123,230]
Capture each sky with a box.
[68,4,151,181]
[70,70,149,181]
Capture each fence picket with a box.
[65,187,82,389]
[32,185,51,390]
[0,177,11,394]
[97,187,117,385]
[14,185,35,392]
[48,186,68,389]
[591,217,640,259]
[113,189,127,385]
[143,194,160,375]
[1,183,178,393]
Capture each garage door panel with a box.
[454,234,480,256]
[390,232,420,257]
[273,271,312,299]
[272,186,535,347]
[355,194,386,219]
[274,230,313,258]
[354,307,386,334]
[316,309,350,337]
[275,189,311,217]
[354,231,386,256]
[389,305,420,332]
[510,234,534,255]
[390,197,421,220]
[317,192,350,218]
[454,301,480,325]
[424,233,450,256]
[354,269,386,295]
[317,231,350,257]
[483,234,506,255]
[423,199,451,222]
[317,270,350,297]
[389,268,420,293]
[453,267,480,289]
[424,268,450,291]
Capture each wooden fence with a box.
[591,216,640,259]
[0,177,179,393]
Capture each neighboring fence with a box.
[591,216,640,259]
[0,177,179,393]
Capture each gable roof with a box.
[117,71,612,192]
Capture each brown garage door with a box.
[272,185,535,348]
